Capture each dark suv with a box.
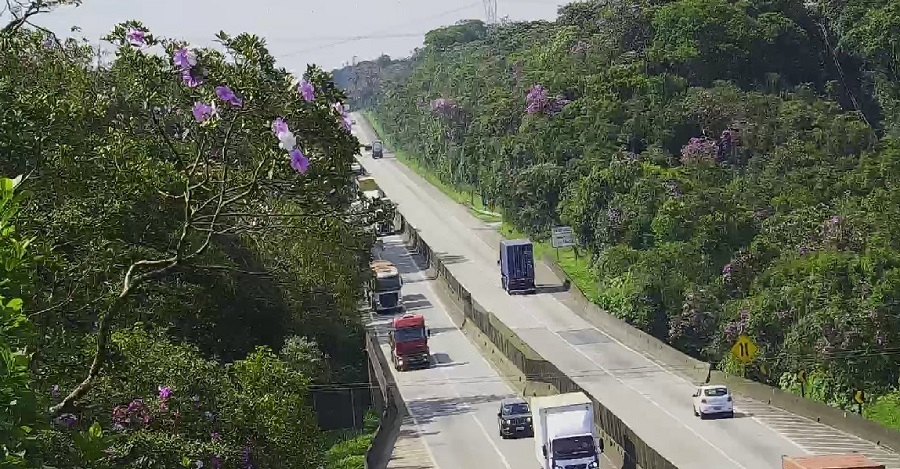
[497,397,533,439]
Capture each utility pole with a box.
[483,0,497,25]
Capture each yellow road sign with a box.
[855,390,865,404]
[731,335,758,364]
[798,370,807,382]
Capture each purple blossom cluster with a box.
[680,130,737,164]
[173,47,204,88]
[723,310,750,342]
[525,84,570,116]
[679,137,718,164]
[430,98,465,124]
[112,398,151,430]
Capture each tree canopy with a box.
[1,12,381,468]
[338,0,900,426]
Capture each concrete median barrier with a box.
[398,212,677,469]
[364,331,408,469]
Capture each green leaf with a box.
[88,421,102,439]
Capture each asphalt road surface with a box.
[352,113,900,469]
[369,235,618,469]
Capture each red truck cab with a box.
[389,314,432,371]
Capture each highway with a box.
[352,113,900,469]
[369,235,617,469]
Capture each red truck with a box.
[782,454,885,469]
[389,314,432,371]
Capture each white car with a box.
[692,385,734,419]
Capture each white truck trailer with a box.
[531,392,602,469]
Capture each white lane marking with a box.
[403,408,443,469]
[385,237,514,469]
[388,236,619,469]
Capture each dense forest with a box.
[334,0,900,427]
[1,5,381,467]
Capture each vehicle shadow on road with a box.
[406,394,510,425]
[535,280,570,294]
[433,251,468,265]
[429,352,468,369]
[402,293,433,311]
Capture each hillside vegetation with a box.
[1,9,381,467]
[335,0,900,426]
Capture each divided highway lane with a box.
[369,236,615,469]
[352,115,900,469]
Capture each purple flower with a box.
[173,48,197,71]
[211,432,221,440]
[290,148,310,174]
[680,137,718,164]
[192,102,214,123]
[182,69,203,88]
[272,118,289,136]
[242,446,254,469]
[158,386,172,399]
[341,113,353,132]
[332,102,344,115]
[298,80,315,101]
[60,413,78,428]
[525,85,548,114]
[211,456,222,469]
[43,36,55,49]
[215,86,243,107]
[125,28,145,47]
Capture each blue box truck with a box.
[499,239,536,294]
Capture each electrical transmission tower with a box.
[483,0,498,24]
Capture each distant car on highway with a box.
[497,397,533,439]
[692,384,734,419]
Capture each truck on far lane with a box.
[532,392,602,469]
[499,239,536,294]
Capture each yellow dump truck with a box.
[368,260,403,314]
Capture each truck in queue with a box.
[499,239,536,294]
[389,313,431,371]
[368,260,403,314]
[781,454,884,469]
[532,392,602,469]
[372,139,384,159]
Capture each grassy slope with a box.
[324,411,379,469]
[361,112,900,430]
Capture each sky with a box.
[27,0,564,73]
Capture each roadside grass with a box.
[866,392,900,431]
[362,112,600,303]
[324,411,379,469]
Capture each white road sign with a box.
[551,226,575,248]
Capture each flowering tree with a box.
[35,22,374,417]
[524,84,570,116]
